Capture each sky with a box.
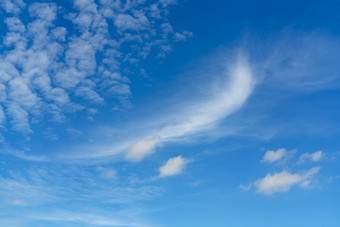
[0,0,340,226]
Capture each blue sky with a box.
[0,0,340,226]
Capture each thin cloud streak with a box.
[158,55,254,140]
[28,211,147,227]
[56,53,255,162]
[129,54,255,161]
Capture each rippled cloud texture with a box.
[1,0,340,227]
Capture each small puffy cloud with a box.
[52,27,67,41]
[29,2,57,21]
[299,150,323,163]
[262,148,287,163]
[5,17,26,32]
[159,156,189,178]
[125,137,160,162]
[255,167,320,195]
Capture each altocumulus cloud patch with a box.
[0,0,191,137]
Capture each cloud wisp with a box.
[28,211,146,227]
[299,150,323,163]
[126,137,161,162]
[57,53,255,163]
[123,54,254,162]
[158,55,254,141]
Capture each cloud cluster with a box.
[0,0,191,136]
[242,148,324,195]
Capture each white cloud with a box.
[1,0,25,14]
[123,54,254,162]
[262,148,287,163]
[114,13,150,31]
[75,86,104,104]
[299,150,323,163]
[159,156,189,178]
[29,2,57,22]
[255,167,320,195]
[6,103,32,133]
[57,53,254,162]
[158,54,254,140]
[125,137,161,162]
[5,17,26,32]
[0,0,189,140]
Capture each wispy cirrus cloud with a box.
[0,164,163,209]
[122,54,255,162]
[159,55,254,141]
[57,52,255,162]
[28,211,147,227]
[251,31,340,91]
